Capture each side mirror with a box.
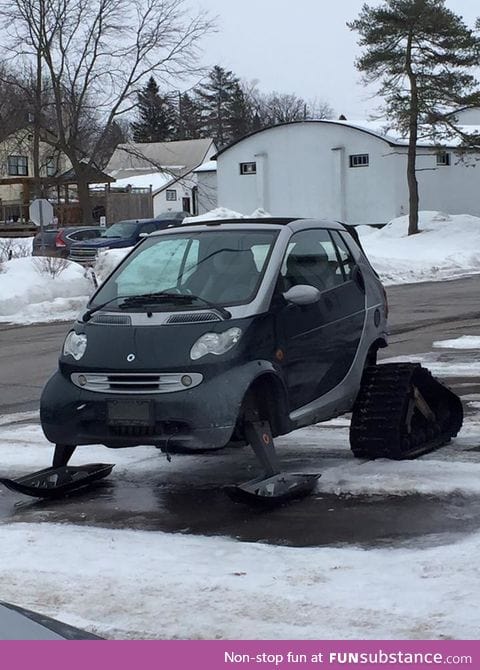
[283,284,321,306]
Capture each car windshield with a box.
[91,229,279,309]
[101,221,138,238]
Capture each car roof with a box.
[150,217,349,236]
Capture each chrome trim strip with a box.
[71,372,203,394]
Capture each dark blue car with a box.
[68,212,188,264]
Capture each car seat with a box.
[185,248,260,304]
[285,241,335,292]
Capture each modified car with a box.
[1,218,462,503]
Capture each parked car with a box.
[0,601,101,640]
[32,226,103,258]
[4,217,462,505]
[68,212,189,265]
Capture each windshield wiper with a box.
[118,292,231,320]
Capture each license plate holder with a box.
[107,400,154,426]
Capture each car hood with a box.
[70,237,131,249]
[0,601,101,640]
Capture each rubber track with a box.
[350,363,463,460]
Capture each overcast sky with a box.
[193,0,480,119]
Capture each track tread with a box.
[350,363,463,460]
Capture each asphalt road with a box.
[0,275,479,548]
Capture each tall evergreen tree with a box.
[131,76,177,142]
[195,65,242,147]
[349,0,480,235]
[176,92,203,139]
[227,82,252,140]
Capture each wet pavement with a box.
[2,480,480,549]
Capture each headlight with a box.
[190,327,242,360]
[63,331,87,360]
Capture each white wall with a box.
[217,122,400,225]
[195,171,217,214]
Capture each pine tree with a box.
[176,92,203,139]
[195,66,242,147]
[131,77,177,142]
[349,0,480,235]
[227,82,253,140]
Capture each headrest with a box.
[212,248,255,273]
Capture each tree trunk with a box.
[76,172,93,223]
[406,31,420,236]
[32,48,42,201]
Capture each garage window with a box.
[436,152,451,166]
[240,162,256,175]
[349,154,369,168]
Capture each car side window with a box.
[282,229,344,292]
[330,231,356,281]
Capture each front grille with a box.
[167,312,220,324]
[90,313,132,326]
[71,372,203,394]
[68,246,99,265]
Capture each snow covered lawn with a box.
[358,211,480,285]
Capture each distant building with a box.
[0,127,69,222]
[215,118,480,225]
[106,138,216,216]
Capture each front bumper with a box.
[40,363,275,451]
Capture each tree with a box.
[349,0,480,235]
[195,65,241,147]
[176,92,203,139]
[1,0,213,221]
[131,76,177,142]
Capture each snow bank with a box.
[0,257,92,324]
[183,207,272,224]
[359,211,480,285]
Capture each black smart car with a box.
[6,217,460,503]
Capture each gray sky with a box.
[193,0,479,119]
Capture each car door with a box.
[274,227,366,410]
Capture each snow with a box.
[434,336,480,350]
[91,172,173,191]
[183,207,272,224]
[193,160,217,172]
[335,117,480,148]
[358,211,480,285]
[1,401,480,640]
[0,257,93,325]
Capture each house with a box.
[0,126,69,222]
[214,118,480,225]
[0,126,113,224]
[105,138,217,216]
